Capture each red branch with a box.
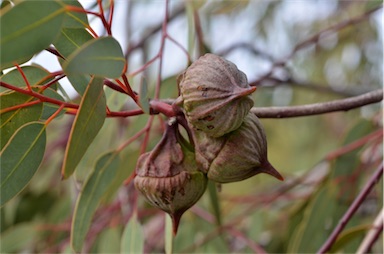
[0,81,79,109]
[317,165,384,253]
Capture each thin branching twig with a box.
[251,89,383,118]
[317,165,384,254]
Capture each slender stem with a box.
[251,89,383,118]
[356,208,383,254]
[97,0,112,35]
[317,165,383,254]
[0,81,79,109]
[326,129,383,160]
[108,0,115,29]
[45,104,65,126]
[15,64,32,91]
[0,100,41,114]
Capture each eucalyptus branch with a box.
[251,89,383,118]
[125,4,185,57]
[251,76,372,97]
[317,165,383,254]
[356,208,384,253]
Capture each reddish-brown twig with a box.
[317,165,383,253]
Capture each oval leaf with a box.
[0,92,43,150]
[121,212,144,254]
[0,122,46,206]
[0,65,54,92]
[63,37,126,78]
[54,28,94,59]
[61,77,106,179]
[61,0,89,28]
[0,1,66,70]
[71,151,120,253]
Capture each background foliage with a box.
[0,0,383,253]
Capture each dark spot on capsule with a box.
[207,125,214,130]
[203,115,215,121]
[202,91,208,97]
[197,85,208,91]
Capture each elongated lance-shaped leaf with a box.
[71,151,120,253]
[61,77,106,179]
[63,37,126,79]
[121,212,144,254]
[0,122,46,206]
[139,77,150,114]
[0,1,66,70]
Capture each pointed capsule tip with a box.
[242,86,257,96]
[171,213,182,236]
[261,161,284,181]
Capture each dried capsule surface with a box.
[205,113,283,183]
[179,53,255,137]
[134,121,207,234]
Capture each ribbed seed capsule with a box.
[134,120,207,235]
[193,113,283,183]
[178,53,256,137]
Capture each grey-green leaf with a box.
[121,212,144,254]
[0,122,46,206]
[63,37,126,78]
[61,77,106,179]
[54,28,94,59]
[0,223,37,252]
[139,78,150,114]
[61,0,89,28]
[71,151,120,253]
[0,92,43,150]
[0,1,66,70]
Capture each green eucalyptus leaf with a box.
[0,223,37,252]
[66,74,91,96]
[288,185,337,253]
[0,0,67,70]
[0,65,54,92]
[139,78,150,114]
[61,0,89,28]
[121,212,144,254]
[61,77,106,179]
[71,151,120,253]
[54,27,94,95]
[54,28,93,59]
[0,92,43,150]
[97,227,121,253]
[63,37,126,78]
[41,88,65,120]
[330,224,371,253]
[0,122,46,206]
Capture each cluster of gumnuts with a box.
[134,54,283,234]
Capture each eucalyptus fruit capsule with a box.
[134,120,207,234]
[193,113,283,183]
[178,53,256,137]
